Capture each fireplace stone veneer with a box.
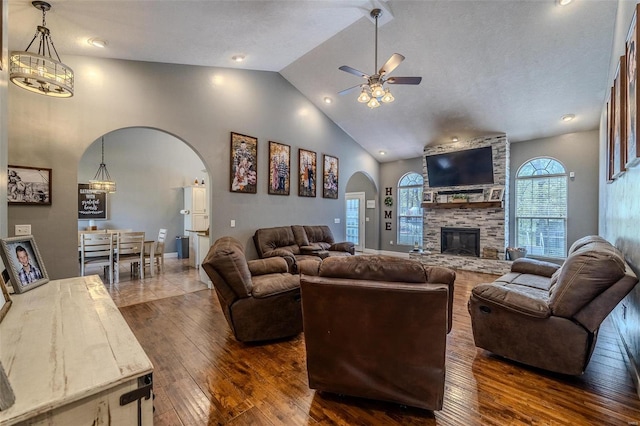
[411,135,510,275]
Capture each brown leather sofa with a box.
[469,235,638,375]
[253,225,354,271]
[201,236,303,343]
[300,255,456,410]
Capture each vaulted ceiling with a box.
[7,0,617,162]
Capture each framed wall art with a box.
[322,154,339,199]
[607,91,615,183]
[230,132,258,194]
[613,56,628,179]
[627,4,640,168]
[268,141,291,195]
[298,149,317,197]
[8,165,52,205]
[0,236,49,294]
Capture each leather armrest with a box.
[248,257,289,275]
[262,249,295,270]
[329,241,355,254]
[471,283,551,318]
[511,258,560,278]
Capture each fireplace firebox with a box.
[441,227,480,257]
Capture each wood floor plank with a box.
[116,258,640,425]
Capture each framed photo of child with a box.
[0,236,49,294]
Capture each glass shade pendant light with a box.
[381,89,395,103]
[370,83,385,99]
[89,137,116,193]
[357,89,371,103]
[10,1,74,98]
[367,97,381,109]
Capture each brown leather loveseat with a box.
[300,255,456,410]
[253,225,354,270]
[468,235,638,375]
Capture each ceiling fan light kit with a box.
[339,8,421,109]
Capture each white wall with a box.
[8,56,380,279]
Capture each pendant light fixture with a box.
[89,137,116,193]
[10,1,74,98]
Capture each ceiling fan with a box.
[338,8,422,108]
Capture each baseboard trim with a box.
[612,315,640,399]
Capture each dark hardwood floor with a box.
[110,258,640,425]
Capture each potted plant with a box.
[451,194,469,203]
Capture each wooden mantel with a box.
[421,201,503,209]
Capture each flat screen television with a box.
[426,146,494,188]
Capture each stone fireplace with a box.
[410,135,511,275]
[441,227,480,257]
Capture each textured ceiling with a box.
[7,0,617,162]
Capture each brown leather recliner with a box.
[201,236,302,343]
[469,235,638,375]
[301,255,456,411]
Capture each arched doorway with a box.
[345,171,379,251]
[78,127,210,256]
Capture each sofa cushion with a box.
[549,240,626,318]
[494,272,553,292]
[511,258,560,278]
[472,282,551,318]
[304,225,336,245]
[254,226,301,257]
[291,225,310,247]
[319,255,427,283]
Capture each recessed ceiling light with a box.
[379,151,386,155]
[232,55,245,63]
[451,136,459,142]
[561,114,575,122]
[324,97,333,104]
[556,0,573,6]
[88,38,108,48]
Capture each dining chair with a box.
[80,232,115,285]
[115,231,145,283]
[144,228,167,276]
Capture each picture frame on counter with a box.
[0,236,49,294]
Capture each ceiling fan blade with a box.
[387,76,422,85]
[338,84,366,96]
[339,65,370,79]
[379,53,405,76]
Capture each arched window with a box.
[515,157,567,258]
[397,172,423,246]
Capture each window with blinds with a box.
[515,158,567,258]
[397,172,424,246]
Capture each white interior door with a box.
[346,192,365,252]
